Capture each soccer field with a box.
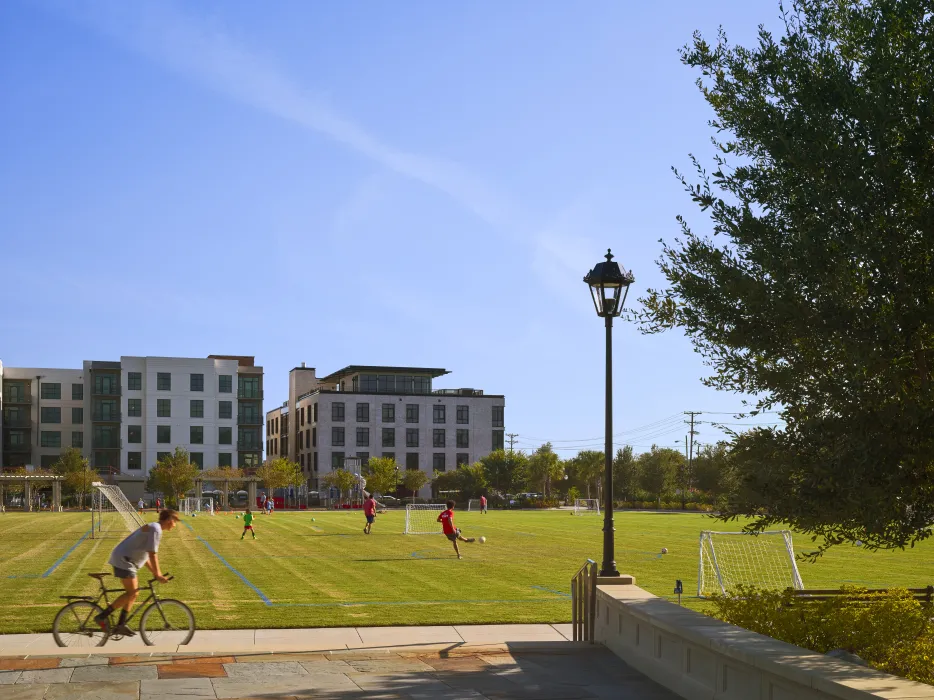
[1,509,931,635]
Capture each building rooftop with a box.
[319,365,450,384]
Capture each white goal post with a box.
[404,504,445,534]
[574,498,600,515]
[468,499,481,511]
[180,497,214,515]
[91,482,145,537]
[698,530,804,597]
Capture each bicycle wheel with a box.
[139,599,195,646]
[52,600,108,648]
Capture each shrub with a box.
[708,586,934,685]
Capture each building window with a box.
[238,428,260,450]
[72,407,83,424]
[433,405,446,424]
[332,452,344,469]
[72,431,84,448]
[157,373,171,391]
[41,407,61,424]
[360,374,378,391]
[219,375,232,393]
[382,452,395,461]
[493,430,505,451]
[41,382,61,400]
[128,425,142,443]
[298,431,304,450]
[332,402,345,422]
[6,430,26,447]
[313,403,318,422]
[93,425,119,448]
[493,406,504,428]
[433,429,445,448]
[218,401,232,419]
[127,372,142,391]
[157,451,170,463]
[157,426,171,443]
[457,429,469,449]
[406,404,419,423]
[312,427,316,447]
[332,427,345,447]
[433,453,446,472]
[127,452,142,470]
[218,452,232,467]
[127,399,141,417]
[406,428,419,448]
[72,383,84,400]
[356,403,369,422]
[457,453,470,467]
[241,453,260,469]
[281,436,288,454]
[382,404,395,422]
[94,374,118,395]
[157,399,171,418]
[313,452,318,471]
[356,427,369,447]
[190,400,204,418]
[301,406,305,426]
[300,454,305,468]
[190,452,204,469]
[382,428,395,447]
[406,453,419,470]
[238,375,260,398]
[305,429,310,449]
[191,426,204,444]
[189,374,203,392]
[457,405,469,424]
[40,431,61,448]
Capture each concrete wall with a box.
[595,583,934,700]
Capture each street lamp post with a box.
[584,249,635,578]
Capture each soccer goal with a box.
[468,499,481,511]
[698,530,805,597]
[404,504,445,534]
[180,497,214,515]
[574,498,600,515]
[91,483,145,539]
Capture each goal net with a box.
[404,504,445,534]
[574,498,600,515]
[468,499,480,511]
[698,530,804,597]
[180,497,214,515]
[91,483,145,538]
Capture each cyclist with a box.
[94,509,180,636]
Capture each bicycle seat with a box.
[88,573,110,580]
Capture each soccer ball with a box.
[192,513,197,518]
[312,518,316,522]
[855,540,863,547]
[661,547,668,554]
[479,536,486,544]
[236,515,240,519]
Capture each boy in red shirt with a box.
[480,494,487,515]
[363,494,377,534]
[437,500,474,558]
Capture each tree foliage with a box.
[527,443,564,496]
[52,447,96,507]
[432,462,487,501]
[322,469,359,503]
[567,450,604,499]
[638,0,934,552]
[255,458,302,493]
[479,449,529,495]
[613,446,638,501]
[363,456,401,495]
[149,447,198,508]
[401,468,430,501]
[637,447,682,504]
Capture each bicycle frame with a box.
[63,575,172,627]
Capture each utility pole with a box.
[506,433,519,454]
[683,412,701,509]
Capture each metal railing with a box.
[237,390,264,399]
[1,416,31,428]
[3,395,31,404]
[571,559,597,643]
[237,415,262,425]
[92,384,122,396]
[91,410,122,422]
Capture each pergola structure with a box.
[0,474,64,512]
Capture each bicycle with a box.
[52,572,195,648]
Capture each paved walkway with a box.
[0,625,680,699]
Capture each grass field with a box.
[1,508,932,635]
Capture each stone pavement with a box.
[0,625,680,699]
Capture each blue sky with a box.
[0,0,783,457]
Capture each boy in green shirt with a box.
[240,508,256,540]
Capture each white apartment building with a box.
[1,355,263,499]
[266,365,506,497]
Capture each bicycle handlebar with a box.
[147,573,173,585]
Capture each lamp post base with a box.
[597,574,636,585]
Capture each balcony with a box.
[2,416,31,428]
[237,390,264,400]
[91,410,122,423]
[237,415,262,425]
[2,441,31,453]
[433,389,484,397]
[92,437,121,449]
[3,394,31,405]
[92,384,122,397]
[237,441,260,451]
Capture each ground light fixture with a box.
[583,249,634,578]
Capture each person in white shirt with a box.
[94,509,179,636]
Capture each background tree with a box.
[567,450,604,500]
[149,447,198,508]
[613,446,638,502]
[692,443,736,503]
[401,468,430,502]
[526,443,564,496]
[52,447,96,508]
[637,446,681,507]
[638,0,934,552]
[322,469,359,504]
[255,457,302,499]
[479,449,529,496]
[362,456,400,496]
